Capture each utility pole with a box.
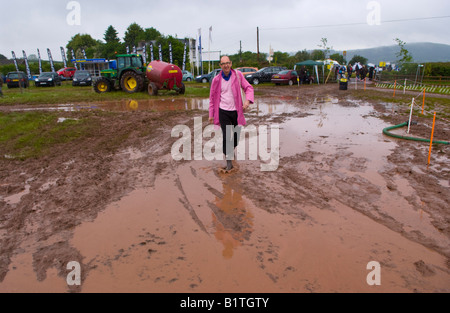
[239,41,242,63]
[257,27,260,62]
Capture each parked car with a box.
[235,67,258,77]
[57,67,77,80]
[245,66,287,85]
[34,72,62,87]
[195,69,221,83]
[271,70,299,86]
[182,70,194,81]
[5,71,29,88]
[72,70,92,86]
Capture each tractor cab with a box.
[117,54,144,70]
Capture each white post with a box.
[404,78,406,94]
[407,98,415,134]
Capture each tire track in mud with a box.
[0,111,195,289]
[239,147,450,259]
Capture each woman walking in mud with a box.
[208,55,254,172]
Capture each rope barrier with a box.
[375,81,450,95]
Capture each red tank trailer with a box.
[146,60,185,96]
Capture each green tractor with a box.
[93,54,146,94]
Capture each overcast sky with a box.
[1,0,449,61]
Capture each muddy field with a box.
[0,82,449,293]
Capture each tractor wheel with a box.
[178,83,185,95]
[93,78,112,93]
[148,82,158,96]
[120,71,144,93]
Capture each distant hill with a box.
[341,42,450,64]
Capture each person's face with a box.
[220,57,232,75]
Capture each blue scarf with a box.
[221,70,232,81]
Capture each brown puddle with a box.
[67,159,449,292]
[1,95,449,293]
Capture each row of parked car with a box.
[189,66,304,86]
[1,69,93,88]
[4,66,302,89]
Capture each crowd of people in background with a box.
[335,62,376,82]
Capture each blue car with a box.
[182,70,194,82]
[195,69,221,83]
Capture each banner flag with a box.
[159,44,162,61]
[198,28,203,74]
[37,49,43,74]
[209,26,212,44]
[11,51,19,72]
[126,46,129,54]
[150,43,154,62]
[169,42,173,64]
[182,41,187,71]
[208,26,212,72]
[22,50,32,79]
[60,47,67,68]
[82,48,87,59]
[47,48,55,73]
[142,45,147,64]
[71,49,77,69]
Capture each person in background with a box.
[299,66,306,84]
[0,74,4,97]
[369,66,375,81]
[346,64,353,81]
[354,63,361,80]
[360,65,368,81]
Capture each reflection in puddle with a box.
[210,175,254,259]
[6,99,210,113]
[5,97,319,116]
[279,100,396,166]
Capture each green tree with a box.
[349,55,368,65]
[229,51,266,68]
[100,25,124,59]
[142,27,162,41]
[104,25,120,43]
[66,33,98,59]
[329,53,345,65]
[394,38,413,65]
[294,50,311,63]
[272,51,290,65]
[124,23,145,48]
[318,37,332,59]
[0,54,7,60]
[311,49,325,61]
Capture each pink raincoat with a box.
[209,69,254,126]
